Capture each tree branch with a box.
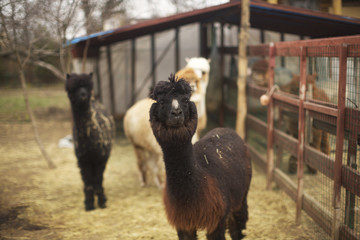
[33,60,65,81]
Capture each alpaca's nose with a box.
[79,88,88,100]
[171,99,182,116]
[171,107,182,116]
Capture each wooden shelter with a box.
[69,0,360,119]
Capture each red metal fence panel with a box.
[246,35,360,240]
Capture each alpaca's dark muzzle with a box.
[78,88,89,101]
[166,116,184,127]
[166,102,184,127]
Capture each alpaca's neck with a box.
[71,103,92,130]
[162,141,202,197]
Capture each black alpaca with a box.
[65,73,115,211]
[149,75,252,240]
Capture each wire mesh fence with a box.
[246,35,360,240]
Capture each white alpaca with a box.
[176,57,210,141]
[123,57,210,188]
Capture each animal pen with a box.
[243,34,360,240]
[68,2,360,239]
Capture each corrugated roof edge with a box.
[252,5,360,25]
[66,29,115,46]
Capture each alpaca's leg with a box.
[321,131,330,155]
[80,164,95,211]
[206,218,226,240]
[177,229,197,240]
[287,117,298,174]
[94,163,107,208]
[311,127,322,150]
[228,199,248,240]
[288,155,297,174]
[134,146,148,187]
[156,155,165,188]
[307,127,323,174]
[148,154,163,189]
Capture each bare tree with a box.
[0,0,82,82]
[80,0,125,34]
[0,0,56,168]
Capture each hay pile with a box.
[0,88,327,239]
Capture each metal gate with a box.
[246,35,360,239]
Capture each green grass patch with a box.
[0,86,69,122]
[0,88,68,114]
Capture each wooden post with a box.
[151,34,156,87]
[344,57,358,230]
[332,0,342,15]
[266,43,275,190]
[296,46,307,224]
[260,30,265,44]
[95,57,102,101]
[345,111,357,230]
[131,39,136,105]
[220,23,225,127]
[200,23,208,58]
[280,33,285,67]
[236,0,250,139]
[175,27,180,72]
[332,44,347,240]
[106,45,115,114]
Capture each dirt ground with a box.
[0,87,327,240]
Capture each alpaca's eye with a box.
[159,100,165,105]
[183,98,189,104]
[202,71,206,76]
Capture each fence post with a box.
[296,46,307,224]
[332,44,347,240]
[266,43,275,190]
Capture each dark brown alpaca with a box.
[65,73,115,211]
[149,75,252,240]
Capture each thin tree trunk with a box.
[19,70,56,169]
[0,9,56,169]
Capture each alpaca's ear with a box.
[185,57,190,63]
[149,89,156,101]
[189,101,198,120]
[66,73,70,79]
[89,72,93,78]
[207,58,211,63]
